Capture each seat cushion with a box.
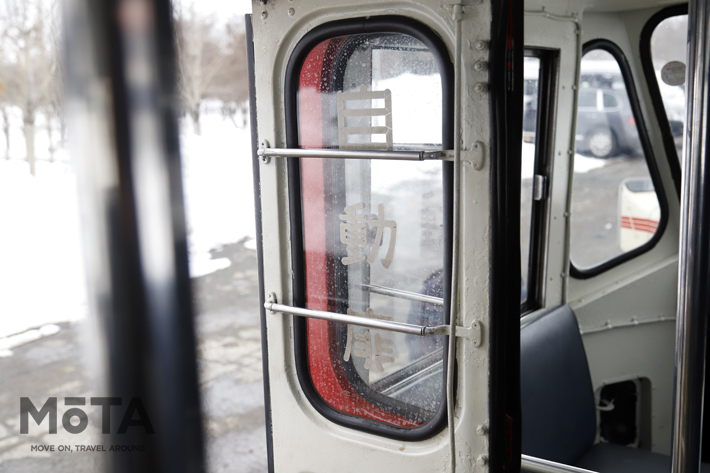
[576,443,710,473]
[521,305,597,465]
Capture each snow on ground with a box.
[574,153,607,173]
[180,112,256,277]
[522,142,606,178]
[522,142,535,178]
[0,105,607,340]
[0,108,256,340]
[0,158,88,339]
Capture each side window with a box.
[521,56,539,306]
[289,24,452,437]
[570,45,664,273]
[650,13,687,158]
[521,50,555,310]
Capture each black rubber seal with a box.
[570,39,670,279]
[640,3,687,197]
[488,0,523,470]
[246,15,275,473]
[284,16,453,441]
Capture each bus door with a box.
[248,0,523,471]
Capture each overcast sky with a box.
[194,0,253,20]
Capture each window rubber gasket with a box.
[284,16,454,441]
[640,3,686,198]
[569,39,670,280]
[246,15,275,473]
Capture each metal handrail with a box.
[521,455,597,473]
[361,283,444,306]
[257,147,453,161]
[265,302,453,337]
[672,1,710,472]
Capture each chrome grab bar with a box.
[360,283,444,306]
[672,2,710,472]
[257,147,453,161]
[521,455,598,473]
[265,302,453,337]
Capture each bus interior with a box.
[245,0,706,471]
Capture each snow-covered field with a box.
[0,106,607,343]
[0,109,255,341]
[181,113,256,276]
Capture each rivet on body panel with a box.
[476,422,488,436]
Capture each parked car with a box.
[523,60,684,158]
[575,84,640,158]
[523,58,539,143]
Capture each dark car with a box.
[524,61,683,159]
[574,85,641,158]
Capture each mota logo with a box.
[20,397,155,434]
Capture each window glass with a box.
[603,92,620,109]
[651,14,687,157]
[570,48,661,269]
[521,57,541,304]
[579,89,597,109]
[297,33,447,427]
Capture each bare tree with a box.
[212,18,250,129]
[43,0,63,162]
[0,0,56,175]
[0,16,13,159]
[0,65,10,159]
[0,105,9,160]
[173,1,226,135]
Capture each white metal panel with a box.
[522,11,581,314]
[566,9,681,455]
[251,0,493,471]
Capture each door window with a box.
[288,22,453,437]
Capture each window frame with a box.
[569,39,669,279]
[521,48,558,314]
[284,16,454,441]
[640,3,687,197]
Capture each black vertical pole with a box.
[671,1,710,472]
[63,0,205,472]
[489,0,523,471]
